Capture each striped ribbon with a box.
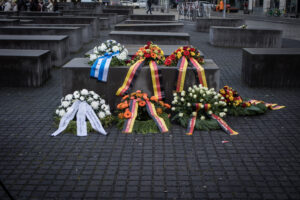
[186,103,202,135]
[122,99,139,133]
[189,57,207,88]
[175,56,207,92]
[248,99,285,110]
[145,100,169,133]
[175,56,188,92]
[210,114,239,135]
[90,51,119,82]
[149,60,165,101]
[116,59,145,96]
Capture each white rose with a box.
[214,95,218,99]
[188,87,192,92]
[100,99,105,104]
[93,94,99,100]
[203,94,206,97]
[192,112,197,116]
[171,107,176,111]
[105,110,111,115]
[189,93,193,97]
[172,100,176,104]
[214,102,218,105]
[200,99,204,102]
[98,111,105,119]
[73,91,80,99]
[208,111,212,115]
[221,97,224,100]
[93,47,98,54]
[91,101,99,110]
[87,97,93,103]
[59,109,65,117]
[89,91,95,95]
[101,104,107,110]
[179,113,183,117]
[193,95,197,99]
[55,109,60,115]
[65,94,73,101]
[99,44,106,51]
[181,97,185,102]
[89,54,97,61]
[193,85,197,89]
[62,101,70,108]
[187,103,191,107]
[112,46,119,52]
[223,108,228,112]
[79,96,85,101]
[81,89,89,96]
[200,116,205,120]
[191,89,195,93]
[173,93,177,96]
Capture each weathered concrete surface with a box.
[0,49,51,87]
[62,57,219,109]
[209,26,282,48]
[242,48,300,87]
[0,26,83,52]
[109,31,190,45]
[129,14,175,21]
[0,35,70,67]
[114,23,184,32]
[0,19,19,26]
[103,8,133,15]
[196,17,244,32]
[124,20,178,24]
[19,11,63,16]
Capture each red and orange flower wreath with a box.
[116,42,166,101]
[219,85,285,116]
[165,46,207,92]
[116,90,171,134]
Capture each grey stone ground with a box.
[1,15,300,200]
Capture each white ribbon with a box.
[51,100,107,137]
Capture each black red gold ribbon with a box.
[116,59,145,96]
[186,103,202,135]
[175,56,207,92]
[122,99,138,133]
[210,114,239,135]
[248,100,285,110]
[145,100,168,133]
[149,60,165,101]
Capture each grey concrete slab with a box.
[242,48,300,87]
[114,23,184,32]
[103,8,133,15]
[19,11,63,16]
[62,57,219,109]
[0,26,83,52]
[21,23,92,43]
[0,35,70,67]
[129,14,176,21]
[196,17,245,32]
[0,19,19,26]
[0,49,51,87]
[209,26,282,48]
[109,31,190,45]
[124,20,179,24]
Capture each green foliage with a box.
[227,103,267,116]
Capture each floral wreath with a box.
[54,89,113,134]
[116,90,171,134]
[116,42,166,101]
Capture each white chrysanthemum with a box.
[189,93,193,97]
[187,103,191,107]
[179,113,183,117]
[200,99,204,102]
[73,91,80,99]
[105,110,111,115]
[89,91,95,95]
[117,52,127,60]
[208,111,212,115]
[90,54,97,61]
[100,99,105,104]
[62,101,70,108]
[112,46,119,52]
[65,94,73,101]
[220,112,226,117]
[173,93,177,96]
[80,89,88,96]
[99,44,106,51]
[55,109,60,115]
[181,97,185,102]
[200,104,204,108]
[98,111,105,119]
[193,85,197,89]
[181,91,185,96]
[172,100,176,104]
[93,47,98,54]
[221,97,225,100]
[101,104,107,110]
[193,95,197,99]
[191,89,195,93]
[223,108,228,112]
[171,107,176,111]
[214,95,218,99]
[200,116,205,120]
[188,87,192,92]
[87,97,94,103]
[192,112,197,117]
[59,109,65,117]
[214,102,218,105]
[91,101,99,110]
[203,94,206,97]
[79,96,85,101]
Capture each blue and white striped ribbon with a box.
[90,51,119,82]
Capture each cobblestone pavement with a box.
[0,20,300,200]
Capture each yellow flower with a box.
[161,50,164,55]
[191,52,195,56]
[177,52,182,59]
[229,96,234,101]
[220,89,225,94]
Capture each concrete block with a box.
[196,17,244,32]
[124,20,178,24]
[109,31,190,45]
[242,48,300,87]
[19,11,63,16]
[129,14,175,21]
[62,58,219,109]
[0,35,70,67]
[0,19,19,26]
[114,23,184,32]
[0,49,51,87]
[209,26,282,48]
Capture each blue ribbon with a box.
[90,51,120,82]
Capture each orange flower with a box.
[143,94,149,101]
[159,101,165,107]
[117,103,123,110]
[136,98,141,102]
[150,96,158,102]
[121,103,129,109]
[124,109,132,118]
[118,113,124,119]
[139,101,146,107]
[136,90,141,93]
[164,103,171,109]
[122,95,129,100]
[151,52,157,59]
[156,108,163,115]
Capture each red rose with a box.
[190,48,195,51]
[184,51,190,56]
[170,54,176,60]
[131,55,136,60]
[183,46,188,50]
[145,53,151,58]
[147,41,152,46]
[145,46,149,49]
[242,103,247,108]
[165,59,171,66]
